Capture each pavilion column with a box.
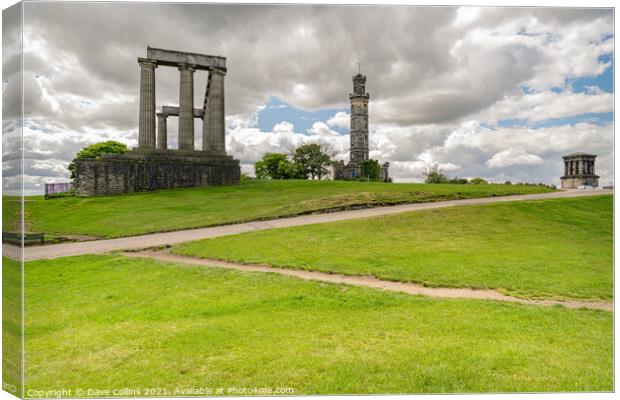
[178,63,195,150]
[157,113,168,150]
[204,69,226,153]
[138,58,157,148]
[564,161,568,176]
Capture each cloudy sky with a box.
[2,3,614,194]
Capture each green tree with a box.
[361,159,380,181]
[292,142,332,180]
[68,140,128,180]
[469,177,488,185]
[422,163,448,184]
[447,177,468,184]
[254,153,297,179]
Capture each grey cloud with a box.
[2,4,614,193]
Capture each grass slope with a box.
[20,180,553,238]
[23,255,611,394]
[2,196,21,232]
[175,195,613,301]
[2,257,22,397]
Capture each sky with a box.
[1,3,614,194]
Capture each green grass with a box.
[175,195,613,301]
[19,180,553,238]
[2,195,21,232]
[22,254,612,394]
[2,257,22,397]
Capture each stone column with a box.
[178,63,195,150]
[564,161,568,176]
[138,58,157,148]
[157,113,167,150]
[203,69,226,153]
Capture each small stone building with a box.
[560,152,599,189]
[333,72,389,182]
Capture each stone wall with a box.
[560,176,599,189]
[75,149,240,196]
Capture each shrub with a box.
[255,153,298,179]
[68,141,128,180]
[361,159,381,181]
[448,177,468,184]
[469,177,488,185]
[422,163,448,184]
[45,189,76,199]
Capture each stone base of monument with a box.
[333,160,390,182]
[75,149,240,196]
[560,174,600,189]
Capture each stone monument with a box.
[560,152,599,189]
[334,71,389,181]
[75,47,240,196]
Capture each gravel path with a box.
[126,249,613,312]
[5,189,611,261]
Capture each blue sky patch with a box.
[554,53,614,94]
[257,96,348,134]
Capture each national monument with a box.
[75,47,240,196]
[334,72,389,181]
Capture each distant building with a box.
[333,72,389,181]
[560,152,599,189]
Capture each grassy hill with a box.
[175,195,613,301]
[19,254,612,393]
[8,180,553,238]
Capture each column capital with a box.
[209,67,226,76]
[157,112,168,118]
[178,62,196,71]
[138,57,158,68]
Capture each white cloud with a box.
[5,4,613,193]
[486,147,544,169]
[326,111,350,129]
[307,121,340,137]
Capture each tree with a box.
[361,159,381,181]
[254,153,297,179]
[68,140,128,180]
[292,142,333,180]
[422,163,448,184]
[469,177,488,185]
[447,177,468,184]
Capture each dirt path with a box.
[5,189,612,261]
[126,250,613,312]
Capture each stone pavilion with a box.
[560,152,599,189]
